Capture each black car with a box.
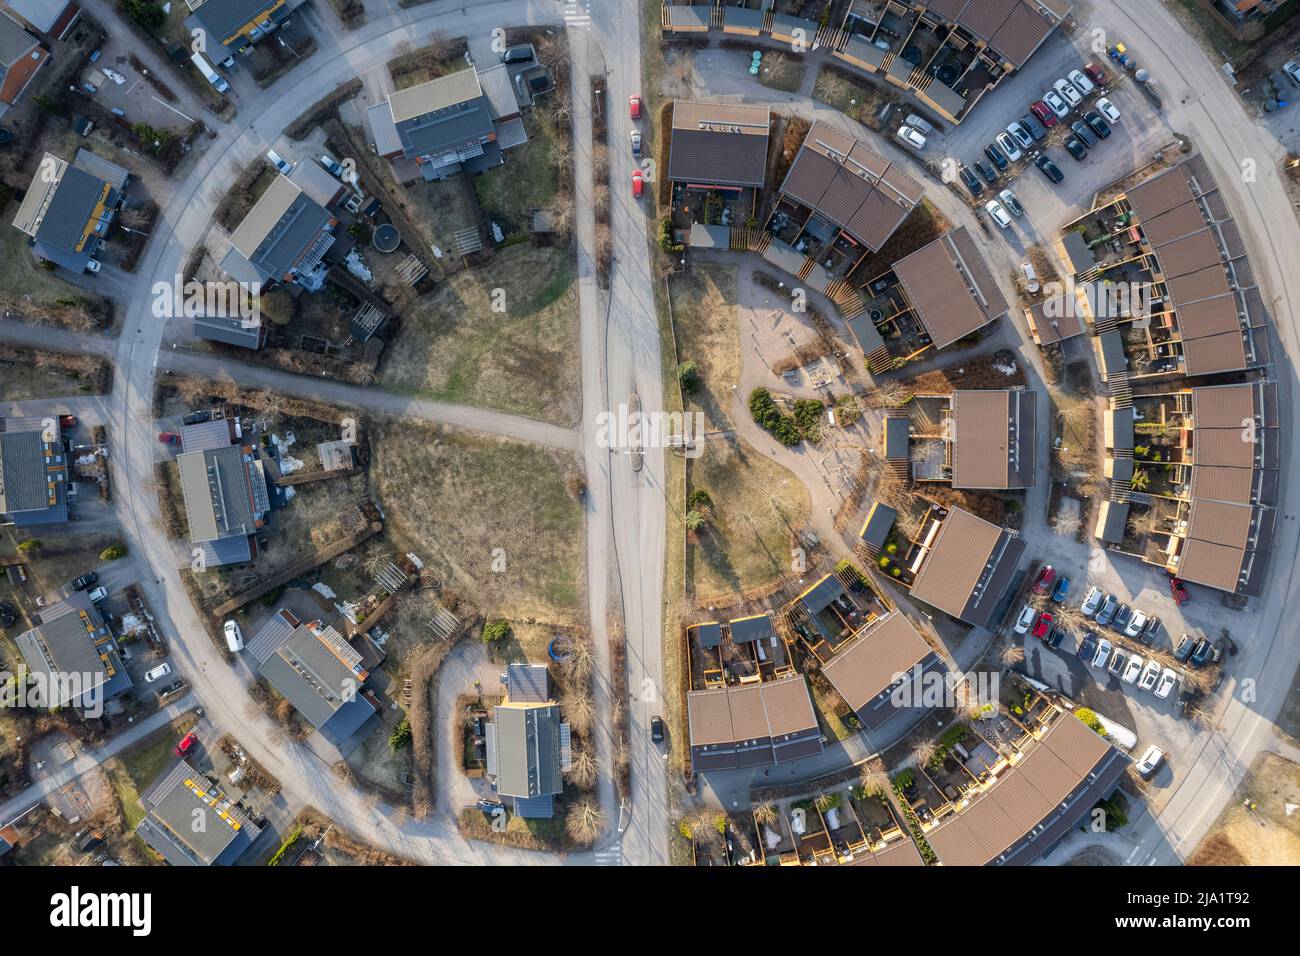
[1035,154,1064,183]
[0,604,15,628]
[1190,638,1212,667]
[182,410,211,426]
[1139,615,1161,645]
[983,143,1008,171]
[1063,135,1088,160]
[70,572,99,591]
[651,715,665,744]
[1077,631,1098,661]
[1111,604,1133,633]
[1021,111,1048,140]
[1047,623,1064,649]
[476,799,505,815]
[1070,120,1097,147]
[1083,109,1111,139]
[959,164,984,197]
[973,159,997,184]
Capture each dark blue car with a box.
[1051,576,1070,603]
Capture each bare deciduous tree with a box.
[566,744,598,790]
[565,797,605,844]
[561,691,595,735]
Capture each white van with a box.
[191,51,230,94]
[223,620,244,653]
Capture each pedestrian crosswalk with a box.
[592,846,622,866]
[564,0,592,28]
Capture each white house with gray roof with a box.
[11,149,128,272]
[0,415,68,526]
[484,663,568,819]
[13,591,131,709]
[176,418,270,567]
[221,172,336,291]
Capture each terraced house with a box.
[11,149,128,273]
[184,0,304,57]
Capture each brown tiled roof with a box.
[728,683,771,741]
[1167,265,1230,305]
[1127,166,1196,221]
[1192,382,1257,429]
[1193,427,1257,468]
[1141,201,1208,247]
[685,688,734,746]
[668,100,771,188]
[1177,538,1245,593]
[685,675,822,770]
[1182,332,1248,377]
[893,227,1009,349]
[1186,498,1254,549]
[1156,229,1223,279]
[1176,296,1242,341]
[988,1,1058,68]
[1189,465,1255,504]
[821,612,933,714]
[1026,296,1086,345]
[760,673,820,738]
[952,389,1035,489]
[909,508,1000,619]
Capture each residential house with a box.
[821,611,945,733]
[0,11,47,113]
[907,506,1025,629]
[367,66,527,182]
[13,591,132,709]
[889,226,1009,350]
[247,607,380,746]
[136,760,262,866]
[685,672,822,773]
[0,414,68,526]
[1196,0,1292,41]
[2,0,78,38]
[175,418,271,567]
[485,663,567,818]
[950,389,1036,490]
[220,172,337,292]
[183,0,304,57]
[668,100,771,193]
[11,149,128,273]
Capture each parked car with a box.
[1122,654,1144,684]
[1083,109,1111,139]
[1078,631,1098,662]
[1021,110,1049,138]
[1112,604,1133,633]
[958,164,984,197]
[896,125,926,150]
[1014,603,1037,635]
[904,113,935,135]
[1095,594,1119,626]
[1053,78,1083,108]
[1035,154,1064,183]
[182,410,211,426]
[1283,60,1300,86]
[630,129,642,156]
[1006,121,1034,150]
[1051,576,1070,603]
[1091,638,1112,669]
[631,168,643,198]
[1070,119,1097,147]
[1084,62,1108,87]
[1124,609,1149,639]
[984,199,1012,229]
[1080,585,1104,617]
[628,94,641,119]
[998,188,1023,217]
[319,154,345,179]
[1020,260,1039,292]
[994,132,1022,162]
[1032,611,1054,640]
[651,715,665,744]
[477,799,505,815]
[500,43,535,64]
[1169,576,1189,605]
[173,732,197,758]
[1173,633,1194,661]
[1155,668,1178,700]
[1095,97,1121,124]
[972,159,997,184]
[224,619,244,653]
[1190,638,1212,667]
[266,149,292,175]
[1139,616,1161,645]
[1063,135,1088,161]
[1138,660,1161,691]
[1067,69,1096,97]
[70,572,98,591]
[158,431,181,445]
[145,662,172,683]
[1107,648,1127,677]
[58,414,78,429]
[983,142,1008,171]
[1032,565,1056,595]
[1135,744,1164,778]
[87,586,107,603]
[1042,88,1071,117]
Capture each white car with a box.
[224,619,245,653]
[984,199,1012,229]
[1006,121,1034,151]
[1020,260,1039,293]
[267,149,292,175]
[1042,89,1070,117]
[896,125,926,150]
[1091,638,1112,669]
[998,188,1023,216]
[994,131,1022,162]
[1080,585,1103,617]
[1124,609,1149,638]
[1283,60,1300,86]
[1014,603,1037,635]
[87,586,108,603]
[1053,78,1083,108]
[144,662,172,683]
[904,113,935,135]
[1134,744,1165,778]
[1122,654,1144,684]
[1155,667,1178,700]
[1067,69,1095,97]
[1095,97,1121,124]
[1138,660,1161,692]
[86,260,102,274]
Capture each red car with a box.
[173,732,197,757]
[58,414,78,429]
[1029,100,1059,128]
[1084,62,1107,87]
[1031,565,1056,596]
[632,168,644,198]
[629,94,641,120]
[1032,611,1054,640]
[1169,576,1190,606]
[158,431,181,445]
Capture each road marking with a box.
[563,0,592,28]
[593,847,622,865]
[153,96,197,124]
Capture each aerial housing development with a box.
[0,0,1296,919]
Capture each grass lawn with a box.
[811,66,897,131]
[474,111,565,238]
[483,620,560,666]
[106,714,199,831]
[0,529,119,598]
[758,52,807,93]
[686,435,810,605]
[0,361,95,402]
[378,244,581,426]
[371,419,585,626]
[0,196,107,330]
[669,261,739,431]
[399,174,480,256]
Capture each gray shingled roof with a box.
[257,622,373,733]
[31,164,118,272]
[185,0,295,49]
[136,760,261,866]
[177,444,260,544]
[492,703,563,800]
